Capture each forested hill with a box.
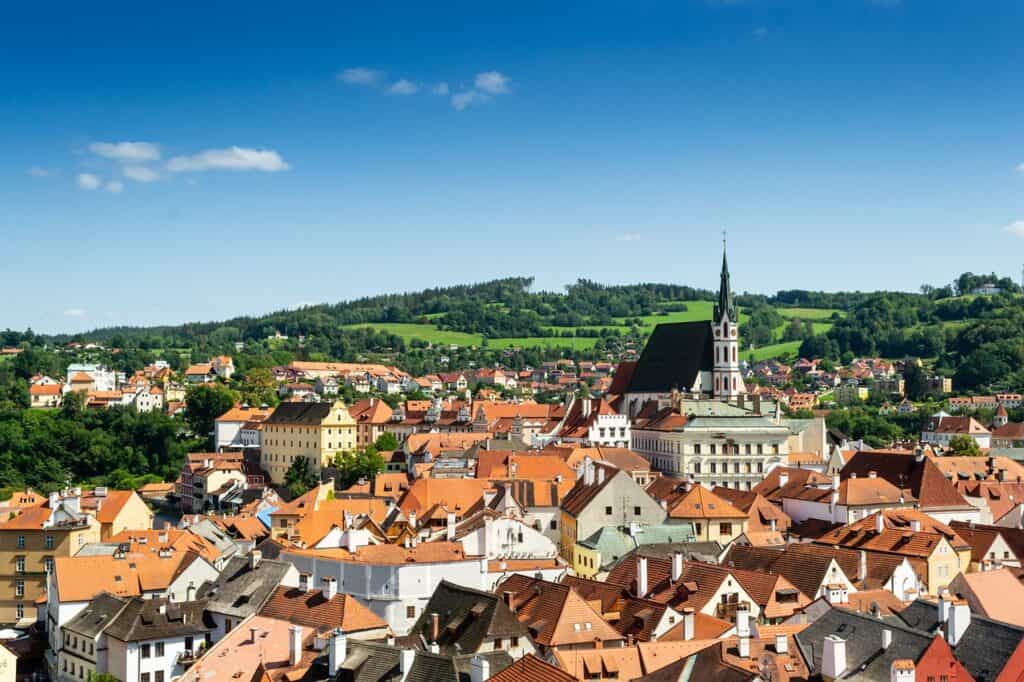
[4,271,1022,392]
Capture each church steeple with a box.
[714,241,736,323]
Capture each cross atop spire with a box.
[714,237,736,324]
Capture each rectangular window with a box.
[710,463,716,474]
[45,535,54,549]
[634,506,641,516]
[720,523,732,536]
[695,523,703,535]
[44,556,54,573]
[605,506,613,516]
[156,672,165,682]
[141,674,151,682]
[141,643,151,658]
[155,642,164,657]
[16,536,24,549]
[549,520,557,530]
[15,557,24,573]
[14,581,23,597]
[407,605,416,619]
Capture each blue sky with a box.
[3,0,1024,333]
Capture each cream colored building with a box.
[261,400,357,484]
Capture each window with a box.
[44,556,54,573]
[141,643,151,658]
[695,523,703,535]
[634,506,641,516]
[16,536,24,549]
[710,463,716,474]
[155,641,164,657]
[693,462,701,474]
[156,672,165,682]
[15,557,24,573]
[15,604,23,620]
[605,506,613,516]
[14,581,23,597]
[141,674,150,682]
[694,444,701,455]
[550,519,557,530]
[407,605,416,619]
[719,523,733,536]
[494,638,503,650]
[45,535,54,549]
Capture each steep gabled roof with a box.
[625,321,714,394]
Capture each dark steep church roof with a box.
[624,320,714,394]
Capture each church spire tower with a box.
[712,235,744,401]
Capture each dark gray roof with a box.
[625,321,713,394]
[265,401,333,425]
[104,597,213,642]
[196,554,293,619]
[894,599,1024,682]
[621,541,724,564]
[794,604,932,681]
[63,593,130,638]
[339,641,510,682]
[408,580,527,656]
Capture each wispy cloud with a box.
[106,180,123,193]
[28,167,54,177]
[124,166,160,183]
[451,90,483,111]
[338,67,385,86]
[615,233,642,242]
[1004,221,1024,237]
[88,141,162,162]
[166,147,290,173]
[433,82,450,96]
[77,173,101,190]
[1016,162,1024,174]
[63,308,86,318]
[388,79,419,95]
[475,71,510,95]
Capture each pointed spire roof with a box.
[714,243,736,323]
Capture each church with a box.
[617,246,746,417]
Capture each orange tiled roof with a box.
[258,585,388,633]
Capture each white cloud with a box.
[451,90,484,111]
[106,180,123,193]
[28,167,53,177]
[77,173,101,190]
[88,141,162,162]
[124,166,160,183]
[338,67,385,86]
[388,79,419,95]
[433,82,450,95]
[615,233,642,242]
[474,71,509,95]
[166,147,290,173]
[1016,162,1024,174]
[63,308,86,318]
[1003,221,1024,237]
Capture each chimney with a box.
[736,605,751,638]
[249,550,262,571]
[289,624,303,666]
[882,629,892,650]
[769,518,777,532]
[446,512,457,541]
[946,600,971,646]
[822,635,847,680]
[597,466,605,485]
[875,513,885,534]
[682,607,695,641]
[831,473,840,490]
[937,591,951,624]
[890,660,916,682]
[400,649,416,679]
[859,551,868,582]
[322,576,338,600]
[778,471,789,488]
[775,633,788,655]
[429,612,440,643]
[637,556,649,597]
[738,633,750,659]
[910,519,921,533]
[408,510,417,530]
[471,655,490,682]
[329,628,347,675]
[671,551,683,582]
[868,470,877,479]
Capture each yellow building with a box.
[261,400,357,485]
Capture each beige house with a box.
[647,479,748,544]
[261,401,357,485]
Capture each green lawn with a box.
[745,340,803,362]
[488,336,600,350]
[776,307,843,320]
[342,323,483,346]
